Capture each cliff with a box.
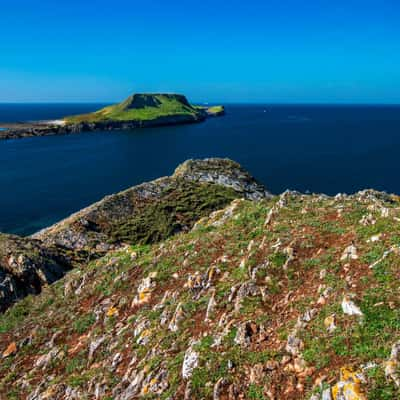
[0,161,399,399]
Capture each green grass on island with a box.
[206,105,224,114]
[64,93,223,124]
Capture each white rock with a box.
[367,234,382,243]
[385,341,400,387]
[88,336,106,363]
[205,290,217,322]
[168,302,184,332]
[341,295,363,317]
[322,387,332,400]
[340,245,358,261]
[182,343,199,379]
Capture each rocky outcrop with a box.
[0,158,269,312]
[0,114,205,140]
[174,158,268,201]
[0,234,72,312]
[34,158,270,251]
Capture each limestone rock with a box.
[342,295,363,317]
[340,244,358,262]
[324,314,337,333]
[331,367,367,400]
[182,342,199,379]
[385,341,400,387]
[0,234,71,312]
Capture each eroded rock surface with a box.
[0,234,71,312]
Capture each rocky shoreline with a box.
[0,106,225,140]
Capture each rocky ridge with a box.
[0,158,268,313]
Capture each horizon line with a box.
[0,101,400,106]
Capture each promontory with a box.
[0,93,225,140]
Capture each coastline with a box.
[0,105,225,141]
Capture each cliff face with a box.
[0,234,72,312]
[0,159,269,313]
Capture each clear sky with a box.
[1,0,399,103]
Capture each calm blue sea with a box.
[1,103,400,236]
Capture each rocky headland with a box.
[0,158,267,312]
[0,158,399,400]
[0,94,225,140]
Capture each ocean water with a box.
[1,103,400,236]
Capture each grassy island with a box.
[64,93,222,124]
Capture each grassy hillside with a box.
[64,94,202,124]
[1,190,399,399]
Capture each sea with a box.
[1,103,400,236]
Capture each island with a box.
[0,93,225,140]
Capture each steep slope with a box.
[34,158,268,251]
[1,188,399,399]
[0,159,268,313]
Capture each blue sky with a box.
[1,0,399,103]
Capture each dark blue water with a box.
[1,103,400,236]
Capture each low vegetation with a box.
[0,188,399,399]
[65,94,203,123]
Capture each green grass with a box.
[206,105,225,114]
[1,191,400,399]
[109,180,238,245]
[64,93,200,123]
